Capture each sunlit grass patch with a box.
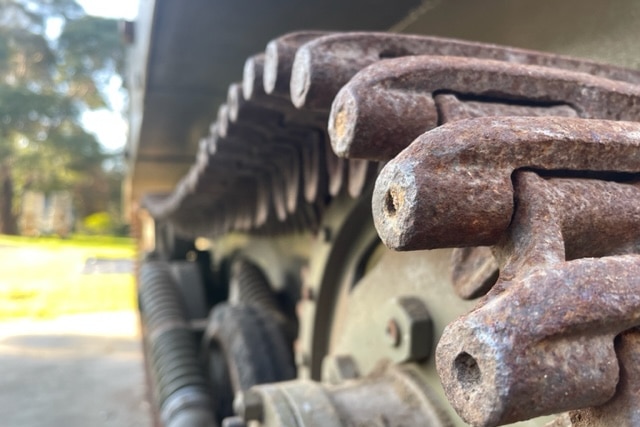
[0,234,135,258]
[0,234,137,320]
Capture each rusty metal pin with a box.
[291,32,640,110]
[437,259,628,426]
[225,85,305,213]
[328,55,640,161]
[240,57,329,128]
[438,255,640,426]
[212,131,290,223]
[202,131,277,227]
[436,171,640,426]
[227,83,283,125]
[224,83,330,209]
[372,116,640,251]
[263,31,331,97]
[243,54,267,102]
[441,233,640,426]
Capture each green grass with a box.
[0,234,137,320]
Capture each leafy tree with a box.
[0,0,124,234]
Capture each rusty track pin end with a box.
[436,320,507,427]
[372,161,419,251]
[290,48,312,108]
[328,89,359,157]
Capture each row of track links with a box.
[142,31,640,241]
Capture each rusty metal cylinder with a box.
[372,117,640,251]
[291,32,640,110]
[328,55,640,162]
[329,84,438,161]
[436,171,640,425]
[436,256,640,427]
[263,32,331,97]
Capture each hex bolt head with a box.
[233,390,264,422]
[382,296,433,362]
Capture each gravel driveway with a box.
[0,311,151,427]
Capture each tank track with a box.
[143,31,640,240]
[142,31,640,427]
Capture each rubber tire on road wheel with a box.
[203,302,295,420]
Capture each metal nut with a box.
[381,296,433,362]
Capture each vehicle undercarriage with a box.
[126,3,640,426]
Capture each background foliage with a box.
[0,0,125,235]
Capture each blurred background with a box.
[0,0,135,238]
[0,1,149,426]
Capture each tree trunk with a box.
[0,163,18,235]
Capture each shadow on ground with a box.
[0,312,151,427]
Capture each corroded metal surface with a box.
[291,32,640,110]
[328,56,640,161]
[435,172,640,426]
[372,117,640,251]
[434,93,578,123]
[562,329,640,427]
[145,33,386,239]
[144,31,640,245]
[263,32,332,98]
[450,247,498,300]
[438,256,640,426]
[140,30,640,427]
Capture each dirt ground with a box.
[0,311,152,427]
